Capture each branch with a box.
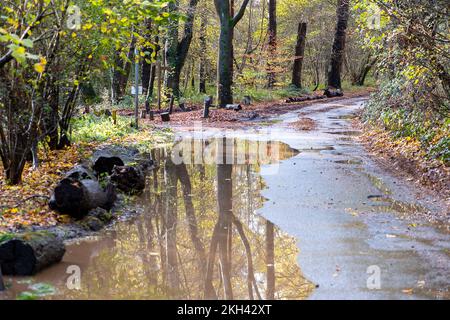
[232,0,252,27]
[0,5,52,68]
[177,0,200,63]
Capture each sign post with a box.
[134,47,139,129]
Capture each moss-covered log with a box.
[93,156,125,176]
[110,165,146,194]
[0,265,5,291]
[0,232,65,276]
[49,178,116,219]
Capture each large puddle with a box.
[1,138,314,300]
[2,98,448,300]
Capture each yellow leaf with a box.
[34,62,45,73]
[16,46,26,55]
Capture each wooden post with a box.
[203,96,212,118]
[112,110,117,125]
[168,95,175,114]
[134,47,139,129]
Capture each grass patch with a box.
[71,114,137,143]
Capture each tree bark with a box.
[49,178,116,219]
[0,265,5,291]
[267,0,277,88]
[0,232,65,276]
[199,14,208,94]
[112,37,136,103]
[214,0,252,107]
[326,0,350,91]
[292,22,307,88]
[265,221,275,299]
[163,159,180,295]
[216,137,234,299]
[175,164,207,277]
[165,0,200,98]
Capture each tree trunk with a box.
[326,0,350,91]
[165,0,200,99]
[164,159,180,295]
[292,22,307,88]
[199,14,208,94]
[142,20,155,96]
[216,136,233,299]
[0,232,65,276]
[0,265,5,291]
[265,221,275,299]
[44,81,60,150]
[215,0,252,107]
[267,0,277,88]
[217,20,234,106]
[175,164,206,278]
[112,37,136,103]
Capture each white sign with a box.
[131,86,143,95]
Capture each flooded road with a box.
[1,97,449,300]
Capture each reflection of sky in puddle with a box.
[1,139,313,300]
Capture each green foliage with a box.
[16,283,56,300]
[364,79,450,164]
[71,114,136,143]
[429,136,450,164]
[0,232,14,244]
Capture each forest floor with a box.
[118,87,375,128]
[357,124,449,215]
[0,129,173,231]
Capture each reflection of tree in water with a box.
[63,141,314,300]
